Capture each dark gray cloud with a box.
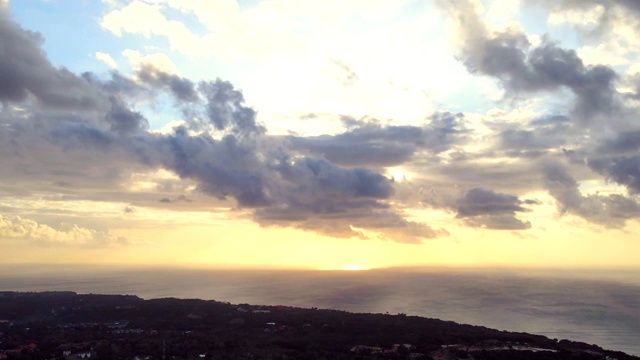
[48,122,115,151]
[595,130,640,155]
[0,111,139,194]
[500,126,567,152]
[159,129,272,207]
[437,0,619,122]
[588,156,640,194]
[0,7,108,111]
[82,71,147,99]
[543,161,640,227]
[418,156,542,194]
[105,96,148,134]
[462,215,531,230]
[199,80,265,135]
[494,115,575,159]
[626,74,640,101]
[158,195,191,204]
[136,64,199,102]
[255,206,447,243]
[455,188,533,230]
[571,130,640,194]
[291,136,415,167]
[457,188,529,216]
[288,112,466,167]
[152,126,445,241]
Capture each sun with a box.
[388,167,412,181]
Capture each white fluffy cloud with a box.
[95,51,118,69]
[0,214,128,247]
[122,49,178,74]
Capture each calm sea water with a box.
[1,266,639,356]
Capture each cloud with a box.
[0,213,128,247]
[433,0,640,231]
[81,71,147,99]
[543,161,640,227]
[495,115,573,158]
[199,80,265,135]
[105,96,149,134]
[154,126,446,241]
[595,130,640,155]
[457,188,531,216]
[95,52,118,69]
[588,156,640,194]
[123,49,179,74]
[158,195,191,203]
[455,188,534,230]
[159,94,447,241]
[10,0,640,245]
[576,41,632,66]
[120,50,199,102]
[0,7,108,111]
[254,206,447,243]
[437,0,619,123]
[572,128,640,195]
[532,0,640,37]
[0,7,444,244]
[101,1,199,51]
[463,214,532,230]
[288,112,467,167]
[136,64,199,102]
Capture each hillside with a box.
[0,291,636,360]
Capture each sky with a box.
[2,0,640,271]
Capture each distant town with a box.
[0,292,636,360]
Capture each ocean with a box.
[1,265,639,356]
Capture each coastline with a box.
[1,265,639,356]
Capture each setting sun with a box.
[389,168,412,181]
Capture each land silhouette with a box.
[0,291,637,360]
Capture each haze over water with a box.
[1,266,639,356]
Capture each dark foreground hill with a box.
[0,291,636,360]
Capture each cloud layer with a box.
[0,4,445,245]
[2,0,640,250]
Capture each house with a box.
[65,350,96,360]
[77,351,93,359]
